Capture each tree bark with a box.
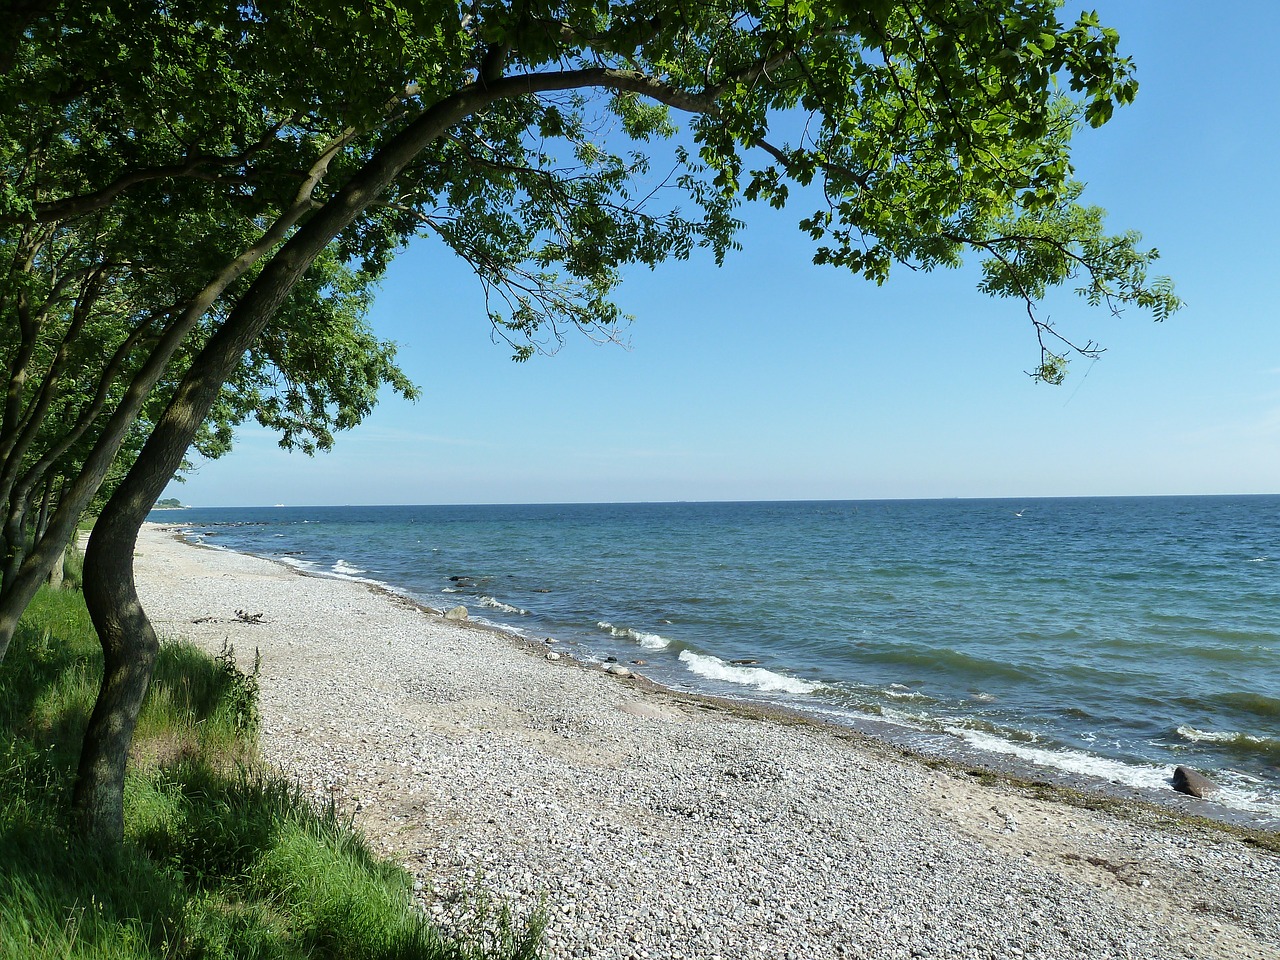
[46,545,65,590]
[34,473,54,542]
[73,496,158,843]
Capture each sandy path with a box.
[133,524,1280,960]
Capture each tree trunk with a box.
[34,474,55,542]
[46,545,65,589]
[73,488,160,844]
[1,499,28,595]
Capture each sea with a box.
[152,496,1280,825]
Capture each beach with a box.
[133,523,1280,960]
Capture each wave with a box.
[479,596,529,615]
[950,726,1174,792]
[1215,691,1280,720]
[861,646,1034,682]
[332,559,365,576]
[884,683,934,703]
[597,621,671,649]
[276,555,322,573]
[678,650,822,695]
[1177,724,1257,744]
[1176,725,1280,763]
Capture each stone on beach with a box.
[1172,765,1219,799]
[444,605,469,621]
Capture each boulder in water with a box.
[1172,765,1218,799]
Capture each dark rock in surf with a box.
[730,658,759,665]
[1172,765,1218,799]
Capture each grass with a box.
[0,587,544,959]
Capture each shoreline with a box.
[133,523,1280,959]
[160,524,1280,833]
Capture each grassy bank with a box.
[0,587,543,959]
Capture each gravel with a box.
[135,524,1280,960]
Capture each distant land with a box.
[153,498,186,509]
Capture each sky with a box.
[164,1,1280,507]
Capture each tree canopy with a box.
[0,0,1178,842]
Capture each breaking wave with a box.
[597,621,671,649]
[678,650,822,695]
[479,596,528,615]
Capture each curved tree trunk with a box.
[73,494,159,843]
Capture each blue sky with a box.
[165,1,1280,506]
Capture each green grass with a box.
[0,587,544,960]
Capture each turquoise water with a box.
[157,496,1280,820]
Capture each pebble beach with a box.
[133,523,1280,960]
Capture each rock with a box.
[1172,765,1218,799]
[631,659,647,666]
[606,665,632,678]
[444,605,469,621]
[730,658,758,665]
[545,651,561,661]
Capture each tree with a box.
[0,0,422,656]
[5,0,1178,843]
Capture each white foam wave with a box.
[597,621,670,649]
[1176,725,1269,746]
[949,726,1174,792]
[678,650,821,694]
[885,683,931,702]
[278,554,382,587]
[441,587,460,593]
[277,555,322,573]
[480,596,528,615]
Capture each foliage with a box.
[0,588,544,959]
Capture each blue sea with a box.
[154,496,1280,823]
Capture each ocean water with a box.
[154,496,1280,822]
